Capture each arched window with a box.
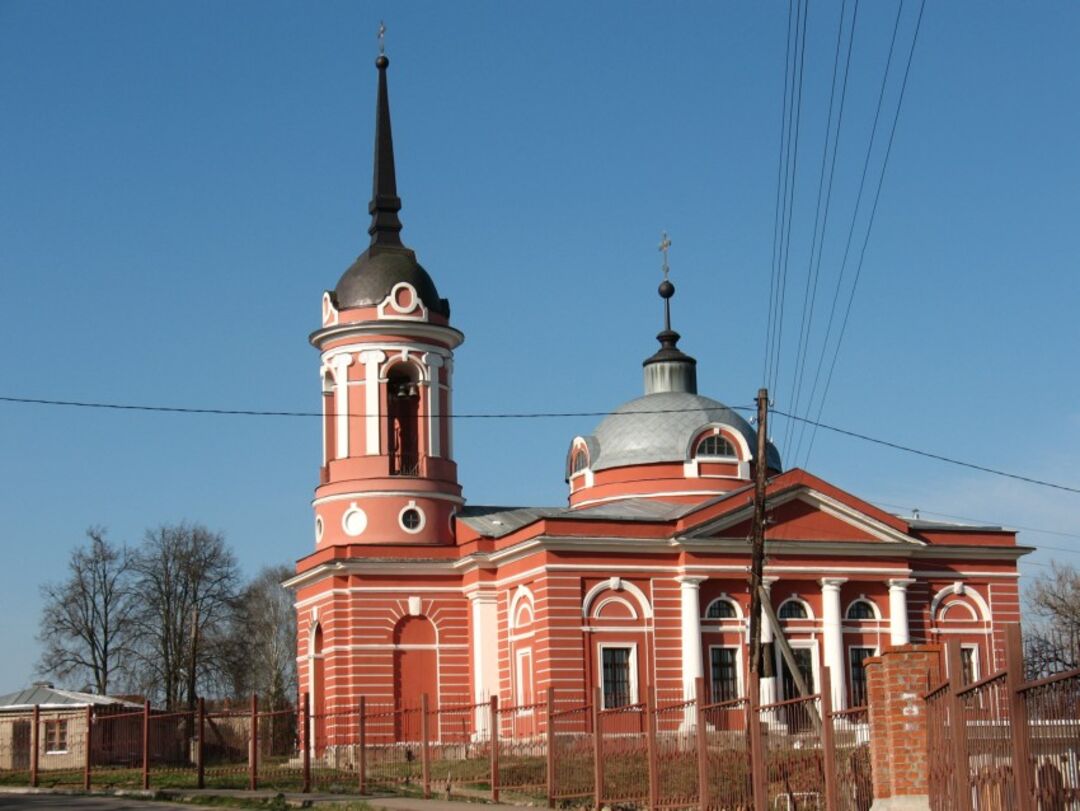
[388,366,421,476]
[706,598,738,619]
[778,600,808,620]
[696,434,736,458]
[571,448,589,474]
[846,600,876,620]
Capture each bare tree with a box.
[129,523,241,710]
[37,527,135,694]
[217,565,298,707]
[1024,561,1080,677]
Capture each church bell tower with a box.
[309,51,463,548]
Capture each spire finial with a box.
[659,231,672,281]
[367,25,405,249]
[657,231,675,332]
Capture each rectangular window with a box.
[849,647,875,707]
[45,720,67,753]
[601,647,633,709]
[960,645,978,685]
[710,647,739,702]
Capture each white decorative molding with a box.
[508,585,536,631]
[329,353,354,459]
[582,578,653,619]
[407,596,422,616]
[357,350,386,454]
[424,352,444,458]
[314,515,324,544]
[377,282,429,321]
[321,291,339,327]
[341,502,368,537]
[930,583,990,622]
[399,500,427,535]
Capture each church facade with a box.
[286,54,1027,723]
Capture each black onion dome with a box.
[334,247,448,316]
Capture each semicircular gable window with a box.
[706,599,737,619]
[696,434,736,459]
[846,600,876,620]
[778,600,808,620]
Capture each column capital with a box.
[329,352,355,369]
[819,577,848,590]
[465,589,497,605]
[675,575,707,587]
[356,349,387,366]
[888,577,916,590]
[761,575,779,591]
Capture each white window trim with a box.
[776,640,821,700]
[44,720,68,755]
[777,596,815,621]
[707,644,745,703]
[960,643,981,682]
[515,647,535,713]
[847,645,878,706]
[703,596,743,621]
[597,642,639,709]
[843,598,880,621]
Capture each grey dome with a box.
[334,246,449,317]
[581,391,782,473]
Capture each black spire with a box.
[643,233,697,394]
[368,53,404,248]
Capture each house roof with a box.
[0,685,139,710]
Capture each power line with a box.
[3,392,1080,498]
[803,0,927,465]
[773,406,1080,496]
[0,394,754,421]
[784,0,858,454]
[867,499,1080,549]
[764,0,798,389]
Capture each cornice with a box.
[310,320,465,350]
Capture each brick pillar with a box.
[864,644,943,811]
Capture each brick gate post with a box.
[864,644,943,811]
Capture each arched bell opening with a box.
[387,366,422,476]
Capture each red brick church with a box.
[286,54,1027,725]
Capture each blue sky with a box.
[2,1,1078,691]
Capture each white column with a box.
[329,353,354,460]
[759,577,778,706]
[888,578,915,646]
[820,577,848,710]
[676,576,706,701]
[423,353,444,458]
[469,591,499,739]
[357,350,386,455]
[445,357,454,460]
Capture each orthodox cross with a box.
[659,231,672,280]
[378,21,386,55]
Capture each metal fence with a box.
[925,626,1080,811]
[0,680,872,810]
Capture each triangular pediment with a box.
[683,481,923,546]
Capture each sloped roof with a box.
[0,685,139,710]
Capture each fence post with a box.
[489,695,500,803]
[819,668,839,811]
[1004,624,1035,811]
[30,704,39,788]
[302,692,311,793]
[748,669,767,811]
[592,685,604,811]
[83,704,92,791]
[142,698,151,790]
[358,696,367,795]
[645,684,659,810]
[196,697,205,789]
[546,687,556,808]
[249,693,258,791]
[421,693,431,799]
[695,677,709,811]
[946,643,973,811]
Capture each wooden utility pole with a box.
[747,388,769,680]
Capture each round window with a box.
[401,508,422,531]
